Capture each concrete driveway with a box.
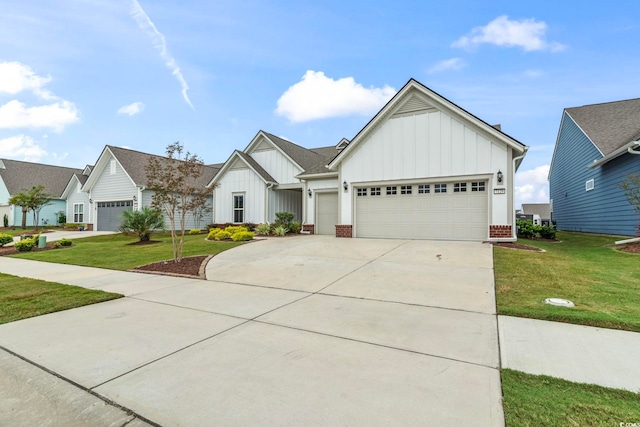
[0,236,502,426]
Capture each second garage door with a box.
[316,192,338,235]
[355,180,488,240]
[97,200,133,231]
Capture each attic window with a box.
[110,160,116,175]
[585,179,594,192]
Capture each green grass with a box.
[0,273,122,324]
[502,369,640,426]
[8,232,244,270]
[494,231,640,332]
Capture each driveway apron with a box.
[0,236,502,426]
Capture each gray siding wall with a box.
[91,159,137,202]
[142,189,213,231]
[268,189,302,223]
[0,177,10,204]
[550,113,639,236]
[66,183,91,224]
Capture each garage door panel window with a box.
[434,183,447,193]
[418,184,430,194]
[357,188,367,197]
[453,183,467,192]
[400,185,412,195]
[233,194,244,223]
[386,186,397,195]
[471,182,486,192]
[370,187,381,196]
[73,203,84,222]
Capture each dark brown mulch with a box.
[132,255,209,278]
[126,240,162,246]
[0,242,66,256]
[620,242,640,254]
[492,242,543,251]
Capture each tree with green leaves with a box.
[8,185,52,230]
[119,206,165,242]
[145,142,210,262]
[618,172,640,235]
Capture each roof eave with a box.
[588,140,640,168]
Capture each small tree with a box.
[618,172,640,235]
[119,207,165,241]
[145,142,210,262]
[9,185,52,231]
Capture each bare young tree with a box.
[145,142,210,262]
[618,172,640,235]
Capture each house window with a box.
[357,188,367,197]
[386,186,397,195]
[400,185,412,195]
[233,194,244,223]
[110,160,116,175]
[453,183,467,193]
[73,203,84,222]
[434,183,447,193]
[418,184,430,194]
[370,187,381,196]
[585,179,594,191]
[471,182,486,192]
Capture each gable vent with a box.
[393,94,435,116]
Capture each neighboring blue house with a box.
[0,159,83,227]
[549,98,640,236]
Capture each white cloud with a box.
[0,99,79,132]
[0,135,47,161]
[130,0,194,110]
[452,15,566,52]
[427,58,467,74]
[275,71,396,122]
[0,61,54,99]
[117,101,145,116]
[515,164,550,208]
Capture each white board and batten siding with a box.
[340,106,509,226]
[305,178,339,225]
[214,165,266,224]
[248,138,303,185]
[269,190,302,222]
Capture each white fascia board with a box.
[588,140,639,168]
[208,151,273,187]
[294,171,339,180]
[82,146,138,191]
[60,175,79,199]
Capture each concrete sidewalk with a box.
[7,230,118,246]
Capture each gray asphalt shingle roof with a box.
[566,98,640,156]
[235,151,277,183]
[262,132,329,171]
[107,145,220,188]
[0,159,82,198]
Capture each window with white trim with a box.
[233,194,244,223]
[400,185,412,195]
[418,184,430,194]
[434,183,447,193]
[357,188,367,197]
[453,182,467,193]
[370,187,381,196]
[471,182,486,192]
[73,203,84,222]
[386,186,397,195]
[585,179,594,191]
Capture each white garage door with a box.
[355,181,488,240]
[97,200,133,231]
[316,192,338,235]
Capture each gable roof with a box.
[328,78,527,170]
[0,158,82,198]
[565,98,640,157]
[208,150,277,187]
[60,172,90,199]
[296,145,345,177]
[255,131,328,171]
[84,146,219,191]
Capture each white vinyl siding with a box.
[305,178,339,225]
[269,189,302,222]
[0,177,10,204]
[91,157,137,202]
[65,182,92,224]
[250,146,303,185]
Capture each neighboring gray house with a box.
[0,159,82,227]
[60,165,93,225]
[81,146,221,231]
[549,98,640,236]
[521,203,551,222]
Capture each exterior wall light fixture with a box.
[343,181,348,191]
[497,170,503,184]
[308,189,312,198]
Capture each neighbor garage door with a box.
[355,180,488,240]
[316,192,338,235]
[97,200,133,231]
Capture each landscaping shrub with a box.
[290,221,301,234]
[232,231,255,241]
[3,214,8,228]
[14,238,35,252]
[273,225,287,237]
[59,238,72,247]
[539,225,557,240]
[0,233,13,247]
[242,223,257,231]
[64,223,79,229]
[119,207,166,242]
[516,220,537,239]
[188,229,201,235]
[56,211,66,225]
[207,228,222,240]
[214,230,232,241]
[255,223,271,235]
[274,212,295,229]
[53,241,62,248]
[224,226,248,235]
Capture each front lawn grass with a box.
[8,232,244,270]
[0,273,122,324]
[502,369,640,426]
[494,231,640,332]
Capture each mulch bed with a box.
[492,242,544,252]
[132,255,210,278]
[0,242,64,256]
[620,242,640,254]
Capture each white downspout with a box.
[265,183,274,223]
[628,141,640,155]
[512,150,528,240]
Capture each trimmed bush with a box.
[0,233,13,247]
[188,229,201,235]
[290,221,301,234]
[53,241,62,248]
[14,238,35,252]
[255,223,271,236]
[539,225,557,240]
[274,212,294,229]
[224,225,248,235]
[59,238,72,247]
[241,223,257,231]
[273,226,287,237]
[207,228,222,240]
[232,231,255,241]
[214,230,232,241]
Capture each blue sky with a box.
[1,1,639,207]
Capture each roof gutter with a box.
[588,140,640,168]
